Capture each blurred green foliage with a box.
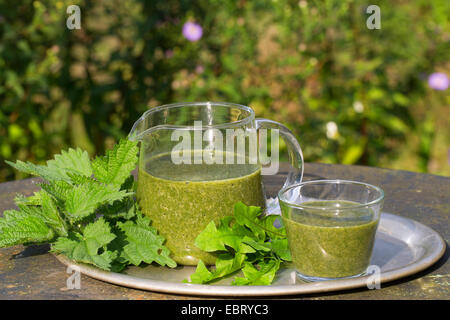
[0,0,449,181]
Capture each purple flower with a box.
[427,72,449,91]
[195,65,204,74]
[273,217,282,229]
[182,21,203,42]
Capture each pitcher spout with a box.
[128,115,146,142]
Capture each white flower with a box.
[353,101,364,113]
[298,0,308,9]
[326,121,338,139]
[309,57,318,66]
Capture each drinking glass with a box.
[278,180,384,281]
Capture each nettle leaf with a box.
[14,192,42,206]
[51,218,117,270]
[46,148,92,178]
[120,175,136,192]
[53,237,116,270]
[0,192,67,243]
[66,172,97,185]
[105,227,130,272]
[117,214,176,268]
[5,148,92,183]
[41,194,68,237]
[41,179,132,223]
[5,160,72,183]
[63,181,132,223]
[82,218,117,253]
[101,197,137,221]
[0,216,55,247]
[18,191,68,237]
[40,180,73,201]
[0,209,30,227]
[92,139,138,186]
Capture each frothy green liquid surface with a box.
[282,200,379,279]
[137,152,266,265]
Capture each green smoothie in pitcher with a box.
[137,151,266,265]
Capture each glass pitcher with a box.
[128,102,304,265]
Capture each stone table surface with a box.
[0,163,448,300]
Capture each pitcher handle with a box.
[255,118,304,189]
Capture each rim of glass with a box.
[278,179,385,210]
[134,101,254,130]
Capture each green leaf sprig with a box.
[1,139,176,272]
[185,202,291,285]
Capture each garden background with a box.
[0,0,449,182]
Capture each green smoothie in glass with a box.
[282,200,379,279]
[278,180,384,281]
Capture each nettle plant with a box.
[0,139,176,272]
